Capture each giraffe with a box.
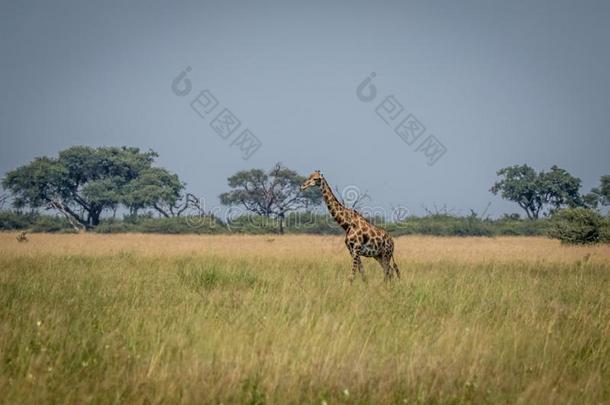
[300,171,400,282]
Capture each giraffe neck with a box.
[320,177,351,230]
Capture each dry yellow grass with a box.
[0,232,609,404]
[2,232,609,263]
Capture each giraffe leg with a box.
[383,258,393,282]
[375,256,393,282]
[349,246,362,283]
[359,261,366,282]
[383,238,399,280]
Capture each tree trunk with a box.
[49,200,87,232]
[277,213,285,234]
[153,203,170,218]
[86,206,102,227]
[531,204,541,219]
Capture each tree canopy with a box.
[2,146,184,229]
[584,175,610,208]
[219,163,322,233]
[490,164,584,219]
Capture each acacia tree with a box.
[542,165,583,212]
[2,146,184,229]
[584,175,610,208]
[121,167,185,217]
[490,164,583,219]
[219,163,322,233]
[0,193,9,210]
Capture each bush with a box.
[284,212,342,235]
[138,216,225,234]
[225,215,278,234]
[0,211,36,229]
[95,216,226,234]
[93,220,134,234]
[386,214,550,237]
[30,216,73,233]
[549,208,609,245]
[494,217,551,236]
[388,214,494,237]
[0,211,73,232]
[0,209,575,237]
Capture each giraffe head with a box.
[300,170,323,191]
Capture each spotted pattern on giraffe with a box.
[300,171,400,282]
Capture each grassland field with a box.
[1,233,609,404]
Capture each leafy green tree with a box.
[219,163,322,234]
[584,175,610,208]
[541,165,583,212]
[2,146,184,229]
[0,193,8,209]
[121,167,185,217]
[491,164,583,219]
[490,165,542,219]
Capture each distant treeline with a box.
[0,210,555,237]
[2,146,609,243]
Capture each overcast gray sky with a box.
[1,0,609,217]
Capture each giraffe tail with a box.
[391,256,401,279]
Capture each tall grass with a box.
[1,234,609,403]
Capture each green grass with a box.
[1,247,609,403]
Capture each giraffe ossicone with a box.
[300,171,400,282]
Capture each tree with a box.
[122,167,184,217]
[541,165,583,212]
[490,164,583,219]
[584,175,610,208]
[219,163,322,234]
[490,165,542,219]
[0,193,9,210]
[2,146,184,229]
